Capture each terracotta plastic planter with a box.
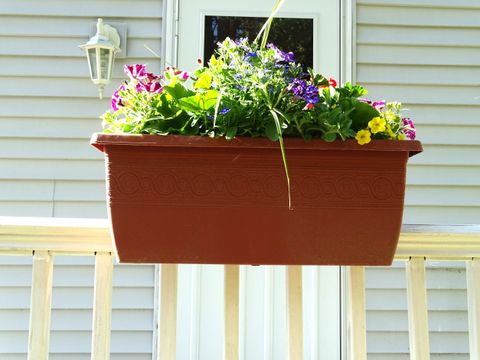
[91,133,422,266]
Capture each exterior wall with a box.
[0,0,479,359]
[0,0,163,218]
[0,0,162,358]
[356,0,480,358]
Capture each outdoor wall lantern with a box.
[80,18,121,99]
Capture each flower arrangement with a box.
[102,39,415,145]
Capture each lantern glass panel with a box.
[88,48,98,79]
[99,48,111,80]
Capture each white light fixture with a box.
[80,18,121,99]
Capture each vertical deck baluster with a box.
[287,265,303,360]
[158,264,178,360]
[28,250,54,360]
[467,258,480,360]
[91,252,114,360]
[406,257,430,360]
[347,266,367,360]
[224,265,240,360]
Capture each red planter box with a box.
[91,133,422,266]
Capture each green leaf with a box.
[350,101,380,131]
[163,82,194,99]
[265,121,279,141]
[322,132,337,142]
[225,126,237,140]
[194,73,213,89]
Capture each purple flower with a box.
[124,64,147,80]
[403,117,416,140]
[219,107,231,115]
[111,83,126,111]
[290,79,319,104]
[304,84,320,104]
[290,79,307,97]
[267,43,295,63]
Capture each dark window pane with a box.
[204,16,313,69]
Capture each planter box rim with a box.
[91,133,423,157]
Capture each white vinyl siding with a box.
[0,255,156,359]
[0,0,162,358]
[0,0,163,218]
[355,0,480,226]
[357,0,480,358]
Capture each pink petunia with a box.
[402,117,416,140]
[111,83,126,111]
[124,64,147,80]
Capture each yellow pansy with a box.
[368,117,386,134]
[355,129,372,145]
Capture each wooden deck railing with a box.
[0,217,479,360]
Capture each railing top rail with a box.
[1,217,480,259]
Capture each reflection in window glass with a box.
[204,16,313,69]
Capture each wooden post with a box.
[157,264,178,360]
[347,266,367,360]
[28,250,53,360]
[224,265,240,360]
[287,265,303,360]
[406,257,430,360]
[91,252,114,360]
[467,258,480,360]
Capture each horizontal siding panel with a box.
[403,104,480,126]
[0,97,110,118]
[0,16,162,38]
[358,0,480,9]
[403,205,480,224]
[0,56,162,78]
[407,145,480,166]
[361,84,480,105]
[367,331,468,353]
[357,64,480,86]
[367,310,468,331]
[0,309,154,331]
[0,159,105,180]
[0,76,124,99]
[53,201,107,218]
[358,25,480,47]
[0,201,53,217]
[366,289,467,310]
[51,287,154,309]
[54,181,106,201]
[0,331,28,353]
[1,0,162,17]
[0,138,101,159]
[357,4,480,27]
[0,118,102,139]
[405,185,480,206]
[407,165,480,186]
[49,330,152,353]
[360,356,467,360]
[0,180,54,201]
[412,125,480,145]
[0,36,161,59]
[366,266,467,290]
[357,45,480,66]
[0,264,153,287]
